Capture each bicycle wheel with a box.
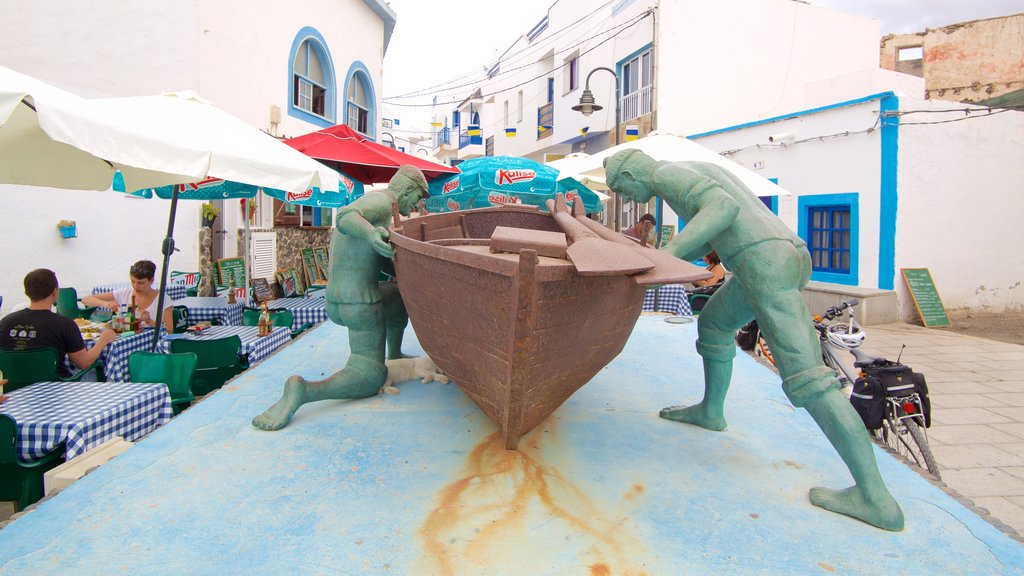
[874,411,941,481]
[904,418,941,481]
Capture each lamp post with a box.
[572,66,622,231]
[380,131,396,149]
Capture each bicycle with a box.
[738,299,941,480]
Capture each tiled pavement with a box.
[858,321,1024,540]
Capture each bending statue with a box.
[253,166,429,431]
[604,150,904,531]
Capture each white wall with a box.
[894,98,1024,316]
[0,0,385,314]
[691,99,884,287]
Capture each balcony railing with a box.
[620,84,653,122]
[536,102,553,140]
[459,125,483,148]
[435,127,451,147]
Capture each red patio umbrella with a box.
[285,124,459,184]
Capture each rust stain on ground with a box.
[818,562,836,572]
[418,432,649,575]
[623,484,645,501]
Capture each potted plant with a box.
[240,198,257,225]
[57,219,77,239]
[201,203,220,228]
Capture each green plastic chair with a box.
[171,305,191,334]
[241,307,312,339]
[169,336,248,396]
[0,348,97,394]
[55,287,97,320]
[0,414,64,511]
[128,351,197,416]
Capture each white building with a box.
[0,0,395,308]
[429,0,1024,319]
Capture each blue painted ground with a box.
[1,316,1022,575]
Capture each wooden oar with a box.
[545,195,654,276]
[568,199,712,287]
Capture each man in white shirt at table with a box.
[0,269,116,377]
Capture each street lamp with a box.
[380,131,396,149]
[572,66,622,231]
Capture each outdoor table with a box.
[80,329,166,382]
[91,280,189,300]
[0,380,172,463]
[173,296,244,326]
[264,295,329,330]
[642,284,692,317]
[157,326,291,368]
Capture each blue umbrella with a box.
[424,156,603,214]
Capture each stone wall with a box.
[235,227,332,297]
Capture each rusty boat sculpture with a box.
[390,202,709,449]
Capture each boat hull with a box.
[391,206,646,449]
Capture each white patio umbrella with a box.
[1,66,339,349]
[548,132,789,198]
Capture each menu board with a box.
[657,224,675,249]
[302,247,327,287]
[314,246,330,280]
[901,268,950,327]
[250,277,273,303]
[276,267,304,297]
[215,257,246,289]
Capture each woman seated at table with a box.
[692,250,726,288]
[82,260,174,331]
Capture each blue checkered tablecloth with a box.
[0,381,172,462]
[642,284,692,317]
[81,329,167,382]
[91,281,188,300]
[157,326,290,367]
[264,296,329,330]
[173,296,244,326]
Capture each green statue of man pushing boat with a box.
[253,165,429,431]
[604,149,904,531]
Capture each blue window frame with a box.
[287,27,336,127]
[343,61,375,137]
[798,193,859,285]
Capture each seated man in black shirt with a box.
[0,269,116,376]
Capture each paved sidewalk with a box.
[861,321,1024,540]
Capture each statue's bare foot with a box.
[252,375,307,431]
[809,486,904,531]
[659,403,727,431]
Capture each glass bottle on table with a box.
[258,300,271,337]
[227,276,237,304]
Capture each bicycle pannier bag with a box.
[869,363,932,428]
[850,376,886,430]
[735,320,759,351]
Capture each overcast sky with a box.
[381,0,1022,133]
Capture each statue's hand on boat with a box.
[370,226,395,258]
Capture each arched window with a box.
[343,62,376,137]
[288,27,336,127]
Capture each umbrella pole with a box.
[152,188,179,352]
[244,197,251,304]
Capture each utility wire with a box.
[386,13,645,103]
[385,11,652,108]
[386,0,618,100]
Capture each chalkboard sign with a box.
[301,247,327,287]
[275,267,304,297]
[657,224,676,249]
[901,268,950,327]
[215,257,246,290]
[251,277,273,303]
[314,246,330,280]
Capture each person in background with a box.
[693,250,726,288]
[0,269,116,376]
[622,213,656,244]
[82,260,173,331]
